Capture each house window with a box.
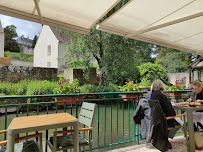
[47,62,51,68]
[47,45,51,56]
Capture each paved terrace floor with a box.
[107,136,203,152]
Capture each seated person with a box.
[188,81,203,131]
[146,79,177,127]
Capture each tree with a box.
[155,47,200,73]
[32,35,38,48]
[138,62,167,83]
[58,0,155,85]
[4,25,20,52]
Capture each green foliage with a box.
[0,79,29,95]
[119,80,139,92]
[155,47,199,73]
[53,79,80,94]
[57,73,64,78]
[26,80,57,95]
[139,62,167,83]
[59,25,155,85]
[165,84,185,91]
[138,80,151,90]
[4,51,33,61]
[68,59,92,69]
[32,35,38,48]
[4,25,20,52]
[80,83,119,98]
[80,83,119,93]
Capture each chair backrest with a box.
[78,102,96,127]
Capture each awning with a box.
[97,0,203,55]
[0,0,120,35]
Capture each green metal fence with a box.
[0,90,192,151]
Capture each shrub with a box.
[4,51,33,61]
[80,83,119,99]
[119,79,139,92]
[138,62,167,83]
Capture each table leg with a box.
[73,122,79,152]
[6,131,15,152]
[187,110,195,152]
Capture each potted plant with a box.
[119,79,142,101]
[53,79,82,106]
[165,81,185,98]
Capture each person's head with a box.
[151,79,165,92]
[192,81,202,94]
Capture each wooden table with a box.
[6,113,79,152]
[173,105,203,152]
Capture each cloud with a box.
[0,14,42,39]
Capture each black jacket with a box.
[133,99,170,151]
[146,91,176,127]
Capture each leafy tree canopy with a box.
[32,35,38,48]
[4,25,20,52]
[138,62,167,83]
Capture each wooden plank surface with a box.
[9,113,77,129]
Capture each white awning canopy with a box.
[97,0,203,55]
[0,0,120,35]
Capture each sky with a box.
[0,14,42,40]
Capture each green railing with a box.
[0,90,192,151]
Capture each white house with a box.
[0,20,4,57]
[33,25,69,72]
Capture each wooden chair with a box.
[0,130,43,152]
[47,102,96,152]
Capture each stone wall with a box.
[167,71,190,88]
[0,65,57,82]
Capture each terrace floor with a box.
[107,136,203,152]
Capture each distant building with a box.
[188,57,203,83]
[16,35,33,55]
[33,25,70,73]
[0,20,4,57]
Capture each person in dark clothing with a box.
[145,80,177,127]
[188,81,203,131]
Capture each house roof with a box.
[16,36,33,45]
[188,57,203,68]
[0,20,4,33]
[50,26,70,43]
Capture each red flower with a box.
[175,83,178,85]
[183,82,185,84]
[66,79,70,81]
[57,82,62,85]
[128,79,130,81]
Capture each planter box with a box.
[167,92,182,99]
[121,93,143,101]
[55,96,83,106]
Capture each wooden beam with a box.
[127,12,203,37]
[33,0,44,25]
[32,0,40,14]
[0,5,90,35]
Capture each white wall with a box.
[33,25,59,68]
[0,32,4,57]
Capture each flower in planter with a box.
[53,79,80,94]
[119,79,139,92]
[165,83,185,91]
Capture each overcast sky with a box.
[0,14,42,40]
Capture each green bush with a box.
[4,51,33,61]
[80,83,119,98]
[119,80,139,92]
[0,79,29,95]
[138,62,167,83]
[165,84,185,91]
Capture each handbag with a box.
[194,131,203,149]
